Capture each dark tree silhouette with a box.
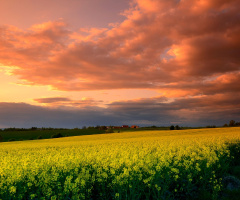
[229,120,236,127]
[170,125,175,130]
[37,135,43,139]
[51,133,64,138]
[175,125,180,130]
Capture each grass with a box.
[0,126,223,142]
[0,128,105,142]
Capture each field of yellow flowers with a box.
[0,127,240,199]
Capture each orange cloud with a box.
[33,97,103,108]
[0,0,239,100]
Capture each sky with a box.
[0,0,240,128]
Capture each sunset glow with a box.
[0,0,240,128]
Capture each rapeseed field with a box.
[0,128,240,199]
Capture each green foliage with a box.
[226,141,240,166]
[37,135,43,139]
[51,133,64,138]
[0,134,3,142]
[231,166,240,179]
[0,129,105,142]
[222,189,240,200]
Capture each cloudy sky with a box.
[0,0,240,128]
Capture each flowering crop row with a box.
[0,128,240,199]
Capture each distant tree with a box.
[82,126,86,129]
[99,126,107,130]
[175,125,180,130]
[51,133,64,138]
[87,126,95,129]
[229,120,236,127]
[170,125,175,130]
[206,125,216,128]
[0,134,3,142]
[37,135,43,139]
[223,123,228,127]
[95,125,100,129]
[235,122,240,126]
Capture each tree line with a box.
[223,120,240,127]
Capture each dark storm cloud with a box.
[1,93,239,128]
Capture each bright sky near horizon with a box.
[0,0,240,128]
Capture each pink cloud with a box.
[33,97,103,108]
[0,0,239,99]
[33,97,71,103]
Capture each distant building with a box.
[122,125,129,128]
[131,125,139,128]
